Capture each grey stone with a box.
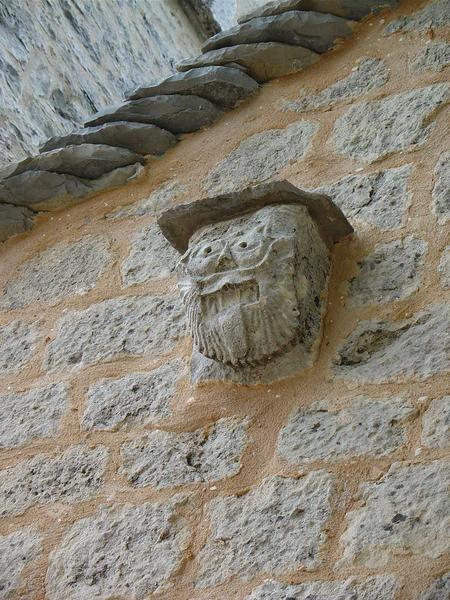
[0,164,143,212]
[85,94,222,133]
[121,222,178,286]
[384,0,450,34]
[419,572,450,600]
[422,396,450,449]
[0,319,39,376]
[283,58,389,112]
[0,383,68,449]
[239,0,399,23]
[0,528,42,600]
[203,11,354,54]
[196,472,333,587]
[107,180,186,220]
[0,445,107,517]
[120,417,249,489]
[205,121,318,195]
[438,246,450,288]
[128,66,259,109]
[278,396,415,463]
[46,499,190,600]
[331,83,450,163]
[315,165,412,230]
[45,295,186,372]
[3,144,145,181]
[433,151,450,224]
[334,303,450,382]
[0,203,34,243]
[0,235,111,310]
[247,576,398,600]
[40,122,177,156]
[177,42,320,83]
[348,236,427,306]
[339,460,450,567]
[81,358,185,431]
[411,41,450,73]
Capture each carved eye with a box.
[239,241,248,249]
[203,246,212,255]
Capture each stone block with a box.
[41,121,177,156]
[438,246,450,288]
[196,472,333,587]
[128,66,259,109]
[120,417,249,489]
[419,572,450,600]
[0,528,42,600]
[0,445,107,516]
[433,151,450,224]
[177,42,319,83]
[85,94,222,133]
[121,222,178,286]
[206,120,317,195]
[45,295,186,372]
[411,41,450,73]
[0,235,111,310]
[0,383,68,449]
[107,180,185,220]
[0,319,39,376]
[421,396,450,449]
[339,460,450,567]
[315,165,412,230]
[283,58,388,112]
[0,203,34,243]
[384,0,450,34]
[334,304,449,382]
[278,396,415,463]
[81,358,184,431]
[331,83,450,163]
[348,236,426,306]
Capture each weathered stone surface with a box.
[129,66,259,108]
[203,11,354,54]
[85,95,222,133]
[46,499,190,600]
[384,0,450,34]
[247,576,398,600]
[177,42,319,83]
[438,246,450,288]
[278,396,415,464]
[41,122,177,156]
[0,383,68,449]
[107,180,186,220]
[339,460,450,567]
[411,41,450,73]
[196,472,333,587]
[0,528,42,600]
[120,417,249,489]
[0,235,111,310]
[45,295,186,372]
[335,304,449,382]
[206,121,317,195]
[0,445,107,517]
[421,396,450,449]
[0,319,39,376]
[348,236,427,306]
[433,151,450,224]
[121,222,178,286]
[82,358,184,431]
[419,572,450,600]
[0,164,143,212]
[283,58,389,112]
[239,0,399,23]
[331,84,450,163]
[0,203,34,243]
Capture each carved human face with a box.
[178,205,310,367]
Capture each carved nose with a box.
[216,245,236,270]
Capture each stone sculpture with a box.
[158,181,352,383]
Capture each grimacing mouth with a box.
[200,280,260,316]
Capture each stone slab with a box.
[384,0,450,34]
[0,319,39,376]
[433,151,450,224]
[438,246,450,288]
[107,180,185,220]
[0,203,34,243]
[128,66,259,108]
[419,572,450,600]
[177,42,319,83]
[0,528,42,600]
[40,121,177,156]
[421,396,450,449]
[411,41,450,73]
[85,94,222,133]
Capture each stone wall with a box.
[0,1,449,599]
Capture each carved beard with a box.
[181,273,300,367]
